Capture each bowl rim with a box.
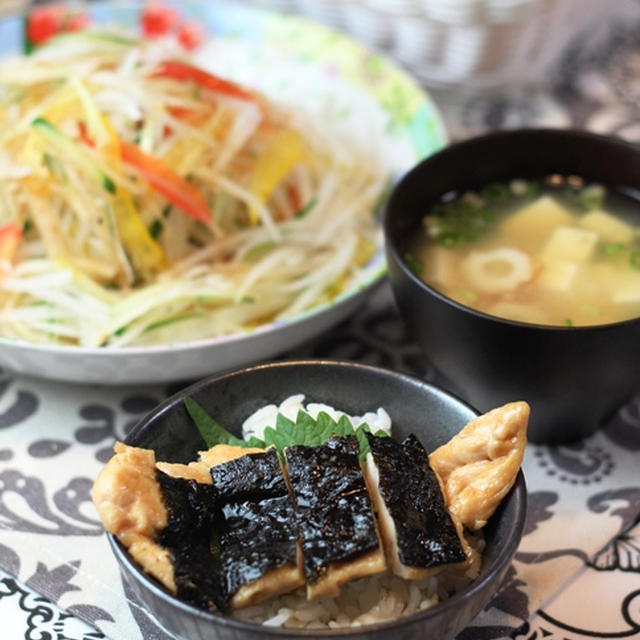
[383,126,640,333]
[111,359,527,637]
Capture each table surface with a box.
[2,3,640,640]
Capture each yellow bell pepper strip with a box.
[0,223,22,266]
[78,110,166,282]
[33,116,165,282]
[248,128,303,224]
[152,60,258,104]
[120,140,211,224]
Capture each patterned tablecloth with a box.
[2,4,640,640]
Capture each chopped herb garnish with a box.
[578,184,605,211]
[22,219,33,233]
[630,251,640,270]
[480,182,509,203]
[525,181,540,199]
[404,252,423,275]
[162,204,172,218]
[457,288,478,304]
[603,242,627,257]
[436,231,461,248]
[563,318,573,326]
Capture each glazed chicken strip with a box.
[200,444,305,609]
[92,443,175,590]
[364,432,467,580]
[429,401,529,530]
[93,442,225,612]
[285,435,387,599]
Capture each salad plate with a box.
[0,0,447,385]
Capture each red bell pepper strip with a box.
[120,140,211,224]
[0,223,22,264]
[153,60,257,103]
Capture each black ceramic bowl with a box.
[109,360,526,640]
[384,128,640,444]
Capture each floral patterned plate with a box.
[0,0,447,385]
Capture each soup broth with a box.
[408,176,640,326]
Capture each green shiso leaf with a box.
[183,396,264,449]
[183,398,390,459]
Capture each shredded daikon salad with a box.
[0,26,387,348]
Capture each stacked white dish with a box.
[246,0,607,91]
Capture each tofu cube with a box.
[590,263,617,286]
[578,210,634,244]
[537,260,580,293]
[500,195,573,252]
[611,272,640,305]
[540,226,599,263]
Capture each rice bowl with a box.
[103,360,527,640]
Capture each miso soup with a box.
[407,176,640,326]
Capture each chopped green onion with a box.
[563,318,573,326]
[480,182,509,203]
[404,252,423,275]
[525,181,540,199]
[457,289,478,304]
[436,231,461,248]
[602,242,627,257]
[578,184,605,211]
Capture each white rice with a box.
[234,542,483,630]
[234,397,484,630]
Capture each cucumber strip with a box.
[31,117,116,194]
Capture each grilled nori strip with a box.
[209,448,300,603]
[285,435,383,590]
[155,470,229,612]
[365,432,466,575]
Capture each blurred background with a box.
[4,0,639,142]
